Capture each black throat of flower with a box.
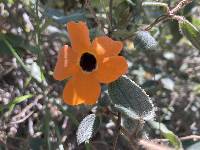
[80,52,97,72]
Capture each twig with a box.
[11,94,43,121]
[144,0,193,31]
[180,135,200,141]
[11,84,54,122]
[120,127,137,150]
[153,135,200,142]
[28,118,34,136]
[9,111,34,125]
[139,139,173,150]
[145,15,169,31]
[169,0,193,15]
[112,112,121,150]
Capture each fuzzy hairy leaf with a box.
[179,18,200,50]
[76,114,100,145]
[108,76,155,120]
[134,31,158,51]
[122,115,138,131]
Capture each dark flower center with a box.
[80,52,97,72]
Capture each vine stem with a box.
[169,0,193,15]
[144,15,170,31]
[3,38,30,74]
[144,0,193,31]
[120,126,137,150]
[130,119,144,139]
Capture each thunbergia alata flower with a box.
[53,21,128,105]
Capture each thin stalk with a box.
[3,38,30,74]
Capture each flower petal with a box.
[95,56,128,83]
[92,36,123,58]
[63,73,101,105]
[53,45,78,80]
[67,21,91,53]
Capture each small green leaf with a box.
[8,94,33,113]
[148,121,182,149]
[76,114,100,145]
[108,76,155,120]
[134,31,158,51]
[179,18,200,50]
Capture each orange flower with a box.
[53,21,128,105]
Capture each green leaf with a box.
[148,121,182,149]
[0,94,31,115]
[192,17,200,31]
[134,31,158,51]
[115,1,131,28]
[8,94,33,113]
[76,114,100,145]
[179,18,200,50]
[108,76,155,120]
